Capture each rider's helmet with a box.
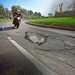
[13,9,22,18]
[17,9,21,14]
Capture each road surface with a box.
[0,22,43,75]
[0,20,75,75]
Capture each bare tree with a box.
[72,0,75,10]
[68,0,75,11]
[59,2,64,16]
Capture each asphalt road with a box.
[0,22,43,75]
[0,20,75,75]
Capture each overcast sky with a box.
[0,0,73,16]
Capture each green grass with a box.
[0,18,12,23]
[29,17,75,26]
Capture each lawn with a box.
[0,18,12,23]
[29,17,75,26]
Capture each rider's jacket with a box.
[13,12,22,18]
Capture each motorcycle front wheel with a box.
[13,18,20,29]
[16,22,19,28]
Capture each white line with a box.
[8,37,34,59]
[8,37,56,75]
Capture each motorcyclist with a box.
[12,9,22,28]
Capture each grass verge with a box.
[29,17,75,26]
[0,18,12,24]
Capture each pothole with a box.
[24,32,75,51]
[64,41,75,50]
[25,32,48,45]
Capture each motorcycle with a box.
[13,16,21,28]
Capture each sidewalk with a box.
[27,22,75,31]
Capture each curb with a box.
[26,22,75,31]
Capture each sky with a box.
[0,0,73,16]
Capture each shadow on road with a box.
[0,26,16,31]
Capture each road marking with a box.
[8,37,35,59]
[8,37,56,75]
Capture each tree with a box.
[0,5,5,17]
[72,1,75,11]
[33,12,38,16]
[33,12,41,16]
[37,12,41,16]
[59,2,64,16]
[21,8,27,15]
[11,5,21,13]
[11,5,41,18]
[68,0,75,11]
[21,8,28,18]
[5,8,11,17]
[11,5,29,18]
[28,10,33,16]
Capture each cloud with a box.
[1,0,73,16]
[30,0,54,16]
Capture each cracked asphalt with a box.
[0,20,75,75]
[0,23,43,75]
